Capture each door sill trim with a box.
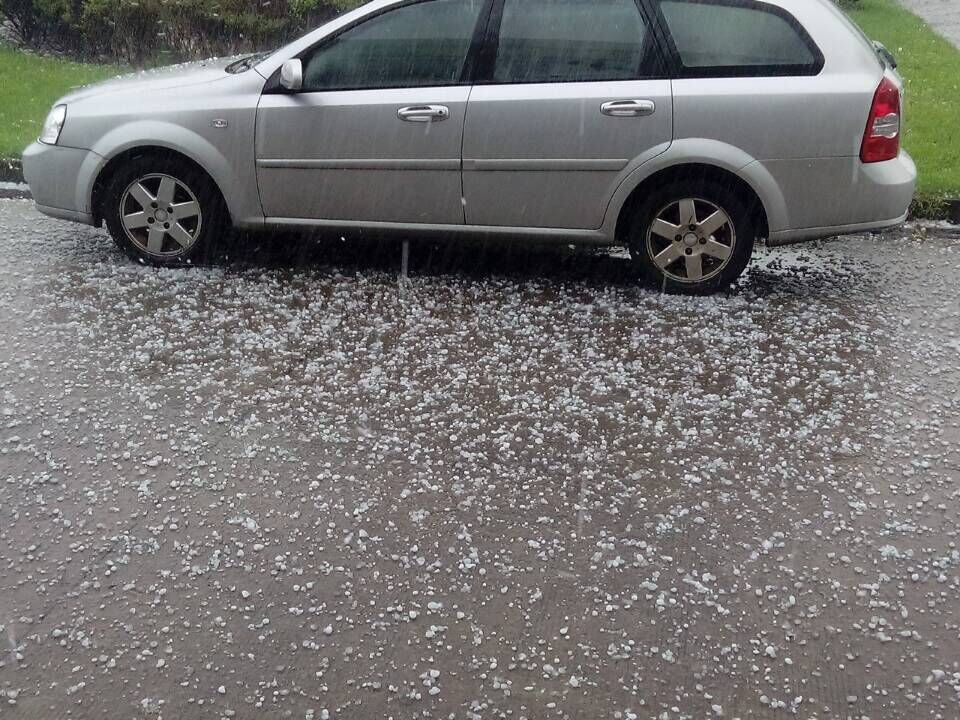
[262,217,610,244]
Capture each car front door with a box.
[461,0,672,230]
[255,0,486,224]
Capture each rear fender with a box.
[601,139,789,238]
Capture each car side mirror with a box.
[279,59,303,92]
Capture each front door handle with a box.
[600,99,656,117]
[397,105,450,122]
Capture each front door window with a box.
[301,0,484,92]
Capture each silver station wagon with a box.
[23,0,915,292]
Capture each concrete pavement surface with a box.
[897,0,960,48]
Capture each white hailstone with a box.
[323,625,333,636]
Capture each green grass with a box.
[846,0,960,210]
[0,44,117,160]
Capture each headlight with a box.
[40,104,67,145]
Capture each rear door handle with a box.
[600,99,656,117]
[397,105,450,122]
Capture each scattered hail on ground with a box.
[1,198,959,720]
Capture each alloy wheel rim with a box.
[120,173,202,257]
[645,198,736,284]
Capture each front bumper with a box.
[22,141,102,226]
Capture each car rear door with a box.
[255,0,487,225]
[461,0,672,230]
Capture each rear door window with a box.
[492,0,654,84]
[659,0,822,76]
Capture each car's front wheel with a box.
[102,156,226,266]
[625,180,756,294]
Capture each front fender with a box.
[600,139,790,239]
[82,121,251,224]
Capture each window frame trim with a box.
[472,0,669,86]
[645,0,825,79]
[264,0,496,94]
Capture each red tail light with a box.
[860,76,901,163]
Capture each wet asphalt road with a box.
[1,198,960,720]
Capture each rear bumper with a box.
[765,150,916,244]
[767,209,909,246]
[22,141,101,226]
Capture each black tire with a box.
[102,155,227,266]
[625,179,756,294]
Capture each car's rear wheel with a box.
[625,180,756,294]
[102,156,226,266]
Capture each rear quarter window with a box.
[659,0,823,77]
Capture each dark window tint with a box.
[493,0,649,84]
[661,0,817,70]
[302,0,483,91]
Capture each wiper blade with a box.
[873,41,898,70]
[226,53,268,74]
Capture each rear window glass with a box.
[661,0,818,72]
[494,0,650,84]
